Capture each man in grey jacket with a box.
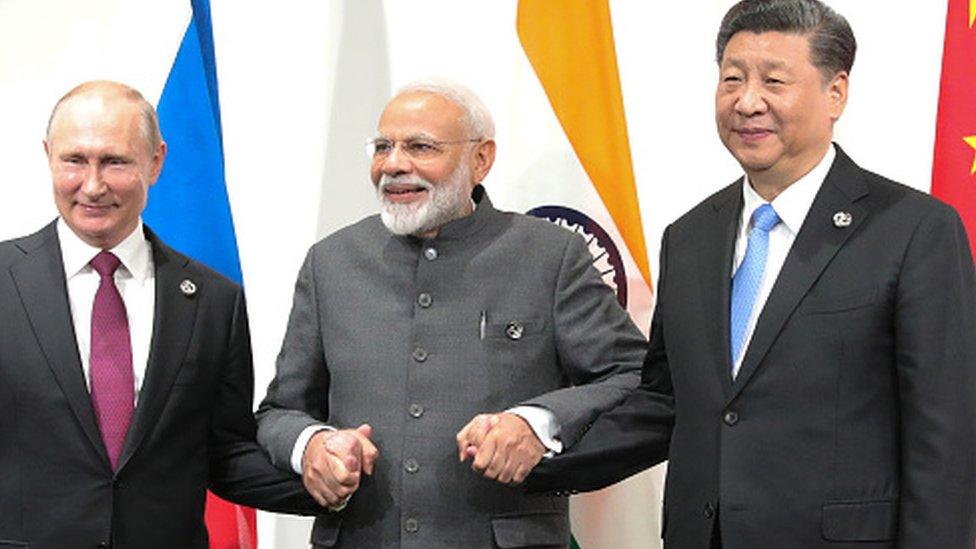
[256,80,645,548]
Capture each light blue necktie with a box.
[730,203,781,369]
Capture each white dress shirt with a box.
[58,219,155,401]
[730,145,835,377]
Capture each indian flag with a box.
[488,1,664,547]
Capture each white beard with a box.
[377,162,472,236]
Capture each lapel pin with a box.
[832,211,852,228]
[180,279,197,297]
[505,321,524,341]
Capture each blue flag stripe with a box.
[144,0,242,284]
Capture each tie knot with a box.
[751,203,780,233]
[90,251,122,277]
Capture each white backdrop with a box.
[0,1,948,546]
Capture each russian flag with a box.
[142,0,255,547]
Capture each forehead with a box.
[721,31,813,70]
[377,91,466,138]
[49,94,144,150]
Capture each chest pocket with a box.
[801,286,877,315]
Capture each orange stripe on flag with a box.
[517,0,651,289]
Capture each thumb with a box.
[356,423,373,439]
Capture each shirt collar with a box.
[741,144,836,235]
[57,218,153,282]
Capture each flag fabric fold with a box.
[142,0,256,547]
[932,0,976,259]
[511,1,662,547]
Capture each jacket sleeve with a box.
[893,205,976,547]
[255,247,332,471]
[525,227,676,494]
[206,287,322,515]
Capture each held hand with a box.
[457,413,545,485]
[302,424,379,507]
[455,413,499,461]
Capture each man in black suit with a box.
[0,80,321,548]
[525,1,976,547]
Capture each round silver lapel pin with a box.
[180,279,197,297]
[832,211,853,228]
[505,321,524,341]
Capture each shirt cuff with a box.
[291,424,334,474]
[507,405,563,455]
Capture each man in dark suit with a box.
[0,80,321,548]
[525,1,976,547]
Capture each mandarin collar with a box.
[409,184,499,243]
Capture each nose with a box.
[735,82,768,117]
[379,143,413,177]
[80,164,107,198]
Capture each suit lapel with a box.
[117,229,199,470]
[9,222,109,465]
[698,184,742,400]
[731,148,869,397]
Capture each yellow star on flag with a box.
[965,136,976,175]
[970,0,976,28]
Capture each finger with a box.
[456,415,482,460]
[512,462,531,485]
[356,425,380,475]
[304,473,345,507]
[355,423,373,439]
[325,432,364,474]
[472,432,498,474]
[325,452,361,488]
[486,445,513,482]
[472,414,498,447]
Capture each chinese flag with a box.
[932,0,976,259]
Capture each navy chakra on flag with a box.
[527,206,627,308]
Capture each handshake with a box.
[301,412,546,508]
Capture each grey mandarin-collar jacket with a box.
[257,186,646,548]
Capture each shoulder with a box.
[0,221,58,268]
[308,214,386,258]
[148,231,242,298]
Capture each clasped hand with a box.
[302,424,379,508]
[456,413,545,485]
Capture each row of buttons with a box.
[402,246,436,536]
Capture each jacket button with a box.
[704,502,715,519]
[424,247,438,261]
[412,347,428,362]
[409,404,424,418]
[417,293,432,308]
[723,411,739,426]
[404,458,420,474]
[404,517,420,533]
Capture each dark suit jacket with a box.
[0,221,319,549]
[528,147,976,548]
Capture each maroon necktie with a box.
[89,251,134,470]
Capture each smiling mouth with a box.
[734,128,773,141]
[77,203,114,214]
[382,184,429,203]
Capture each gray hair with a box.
[716,0,856,82]
[395,78,495,140]
[46,80,163,153]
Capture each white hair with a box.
[395,78,495,140]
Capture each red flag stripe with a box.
[932,0,976,259]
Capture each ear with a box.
[43,140,51,158]
[826,71,849,121]
[148,141,167,186]
[470,139,496,184]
